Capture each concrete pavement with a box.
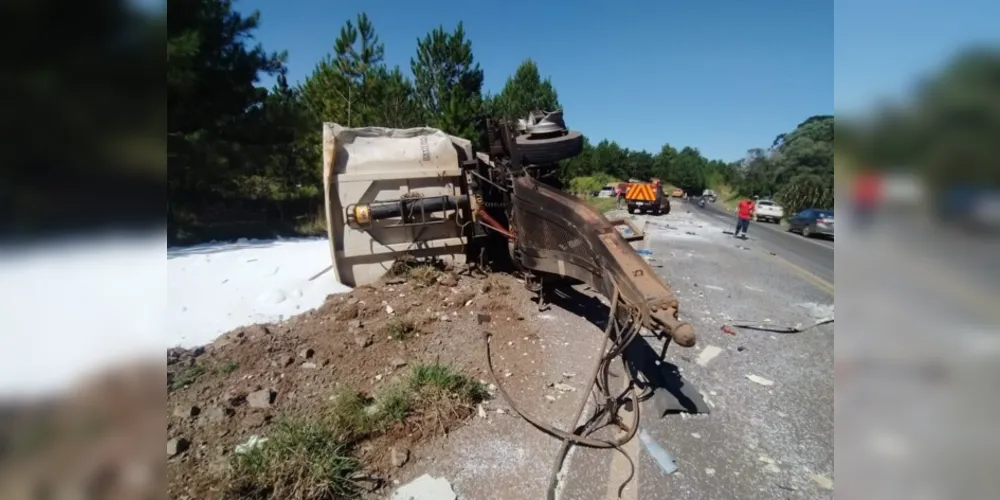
[698,200,834,287]
[558,203,835,500]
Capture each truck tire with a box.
[515,131,584,164]
[627,205,635,214]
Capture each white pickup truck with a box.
[754,199,785,223]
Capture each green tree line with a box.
[835,47,1000,193]
[168,0,833,243]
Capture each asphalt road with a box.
[697,200,834,287]
[558,203,835,500]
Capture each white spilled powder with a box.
[453,438,529,483]
[798,302,835,319]
[168,237,350,348]
[0,231,167,398]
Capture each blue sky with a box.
[835,0,1000,116]
[230,0,996,162]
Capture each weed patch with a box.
[384,319,417,341]
[229,420,358,500]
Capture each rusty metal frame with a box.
[510,176,695,347]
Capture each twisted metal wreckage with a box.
[322,111,701,497]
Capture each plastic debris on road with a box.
[639,430,678,475]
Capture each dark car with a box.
[787,209,834,238]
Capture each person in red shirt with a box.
[853,170,882,229]
[735,197,756,238]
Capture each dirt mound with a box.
[167,266,541,499]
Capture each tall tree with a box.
[410,23,484,140]
[168,0,286,199]
[495,59,561,119]
[301,13,386,127]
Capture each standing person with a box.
[617,183,627,209]
[853,169,881,230]
[734,196,756,238]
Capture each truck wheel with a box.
[515,131,584,164]
[627,206,635,214]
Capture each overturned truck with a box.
[321,110,695,348]
[322,112,701,496]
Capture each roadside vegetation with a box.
[229,363,488,499]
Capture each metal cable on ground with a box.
[484,284,646,498]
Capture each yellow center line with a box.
[879,244,1000,323]
[768,252,835,296]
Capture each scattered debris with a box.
[477,312,492,325]
[705,467,716,476]
[385,305,395,315]
[234,434,269,455]
[737,346,746,352]
[391,357,407,369]
[691,433,701,439]
[545,395,557,402]
[704,285,725,291]
[721,325,737,336]
[552,382,577,392]
[355,335,373,348]
[639,430,678,475]
[745,374,774,386]
[561,372,576,378]
[298,347,315,359]
[811,474,834,490]
[477,404,486,418]
[391,447,410,467]
[390,474,458,500]
[301,362,318,369]
[696,345,723,366]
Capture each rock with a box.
[437,274,458,287]
[204,406,234,423]
[545,395,556,402]
[390,474,457,500]
[173,405,200,418]
[811,474,834,490]
[696,345,723,366]
[561,372,576,378]
[385,305,395,315]
[299,348,315,359]
[348,319,363,330]
[336,303,360,320]
[477,404,486,418]
[167,437,189,457]
[391,447,409,467]
[691,433,701,439]
[391,358,407,369]
[281,355,295,367]
[764,463,781,473]
[301,362,318,369]
[553,383,576,392]
[476,312,492,325]
[247,389,275,409]
[705,468,716,476]
[355,335,373,348]
[745,374,774,386]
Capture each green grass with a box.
[226,363,487,500]
[170,365,206,390]
[219,360,240,374]
[229,420,359,500]
[384,318,418,341]
[584,196,618,213]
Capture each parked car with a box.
[702,189,717,203]
[597,185,616,198]
[671,187,684,198]
[754,199,785,223]
[787,209,835,238]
